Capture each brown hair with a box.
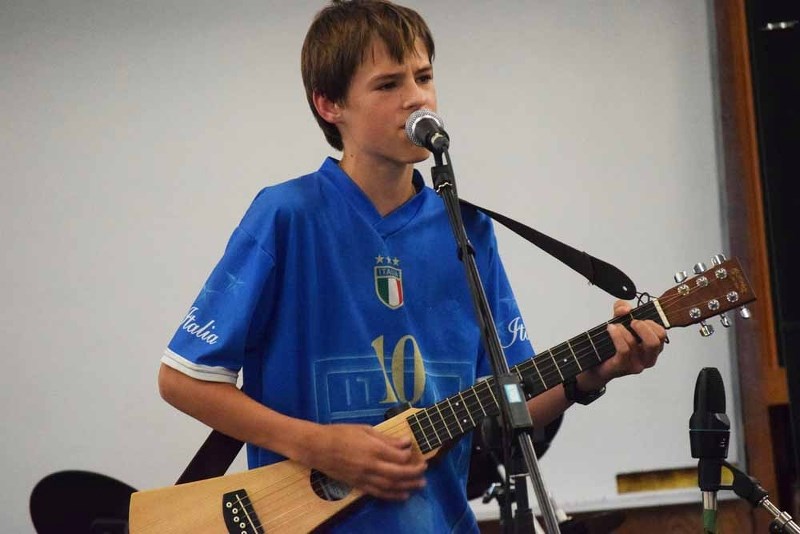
[301,0,435,150]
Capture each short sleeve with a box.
[161,226,276,383]
[476,228,534,378]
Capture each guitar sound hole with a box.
[310,469,351,501]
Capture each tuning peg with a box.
[739,306,752,320]
[693,262,708,275]
[699,321,715,337]
[720,313,732,328]
[711,254,727,266]
[674,271,688,283]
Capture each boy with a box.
[158,1,666,532]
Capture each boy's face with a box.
[336,37,437,168]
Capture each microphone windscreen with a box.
[405,109,445,147]
[693,367,726,414]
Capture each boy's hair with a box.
[301,0,435,151]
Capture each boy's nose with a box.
[403,83,433,111]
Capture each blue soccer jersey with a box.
[163,157,534,533]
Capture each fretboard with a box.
[406,301,664,453]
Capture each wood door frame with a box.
[713,0,786,530]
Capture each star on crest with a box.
[375,254,401,266]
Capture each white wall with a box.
[1,1,738,531]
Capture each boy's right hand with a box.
[301,424,428,501]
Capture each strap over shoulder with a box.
[459,199,637,300]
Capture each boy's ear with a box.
[313,91,343,124]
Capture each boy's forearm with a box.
[526,385,572,428]
[157,363,318,464]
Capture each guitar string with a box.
[364,284,739,490]
[408,286,733,445]
[135,280,735,531]
[188,470,302,533]
[239,415,419,525]
[282,286,736,528]
[256,302,648,524]
[254,419,416,530]
[136,492,265,533]
[239,417,416,511]
[259,411,434,531]
[263,287,733,528]
[314,288,715,458]
[426,287,725,441]
[411,304,662,443]
[247,313,649,504]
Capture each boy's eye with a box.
[417,75,433,84]
[378,82,397,91]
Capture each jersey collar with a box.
[320,157,427,237]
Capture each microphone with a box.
[689,367,730,533]
[405,109,449,153]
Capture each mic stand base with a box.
[763,500,800,534]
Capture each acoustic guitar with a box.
[129,257,754,533]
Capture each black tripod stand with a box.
[469,414,625,534]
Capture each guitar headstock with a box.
[657,255,755,331]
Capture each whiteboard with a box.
[1,1,741,531]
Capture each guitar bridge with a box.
[222,489,263,534]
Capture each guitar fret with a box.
[552,344,581,382]
[566,339,582,371]
[532,359,547,390]
[586,331,602,362]
[446,398,464,434]
[485,380,499,410]
[408,413,431,452]
[472,385,488,417]
[435,404,454,439]
[573,335,596,370]
[597,323,618,359]
[514,360,539,397]
[548,350,565,381]
[459,391,477,427]
[422,409,442,447]
[474,381,493,416]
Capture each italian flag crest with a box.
[375,265,404,309]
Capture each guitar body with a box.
[129,408,429,533]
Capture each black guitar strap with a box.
[175,200,636,484]
[459,200,636,300]
[175,424,243,484]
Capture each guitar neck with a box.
[407,300,667,454]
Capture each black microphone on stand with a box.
[689,367,730,534]
[405,109,449,153]
[688,369,800,532]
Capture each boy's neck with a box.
[339,156,417,216]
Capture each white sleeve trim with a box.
[161,348,239,384]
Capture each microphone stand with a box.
[429,148,561,534]
[720,461,800,534]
